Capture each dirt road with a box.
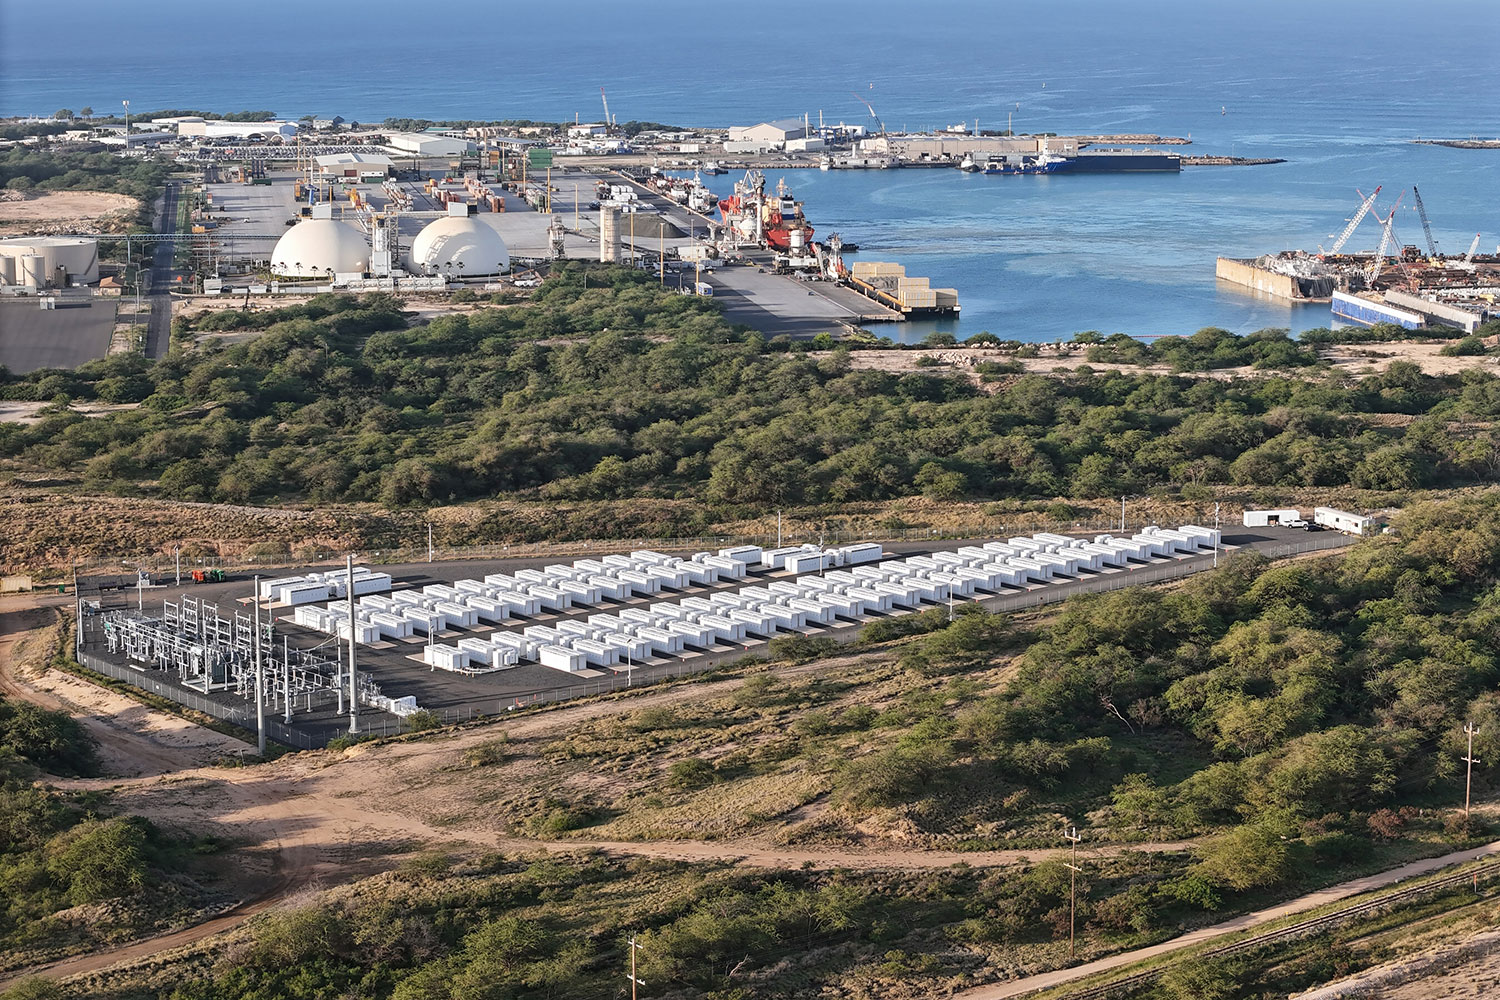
[952,839,1500,1000]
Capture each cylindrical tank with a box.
[599,207,620,264]
[0,254,14,285]
[789,228,806,251]
[19,254,45,289]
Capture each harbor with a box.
[1215,186,1499,333]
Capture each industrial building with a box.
[386,133,472,157]
[0,236,100,288]
[178,120,300,141]
[269,212,369,279]
[408,214,510,277]
[725,119,808,152]
[859,134,1079,160]
[313,151,395,180]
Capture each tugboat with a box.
[957,152,980,172]
[982,147,1073,175]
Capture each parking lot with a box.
[0,297,115,374]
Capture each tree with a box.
[53,109,73,120]
[79,106,93,118]
[1192,823,1291,891]
[45,817,151,903]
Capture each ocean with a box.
[3,0,1497,342]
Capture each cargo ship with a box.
[718,172,813,251]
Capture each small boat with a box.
[958,153,980,172]
[702,160,726,175]
[818,153,832,171]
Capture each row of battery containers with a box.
[715,542,884,574]
[258,568,393,605]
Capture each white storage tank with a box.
[270,219,369,278]
[18,254,46,289]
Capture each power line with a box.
[1462,720,1480,829]
[626,934,645,1000]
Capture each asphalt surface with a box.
[0,296,115,374]
[78,527,1349,745]
[144,181,179,360]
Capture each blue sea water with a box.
[3,0,1497,341]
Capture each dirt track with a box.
[0,609,1195,987]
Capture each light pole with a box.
[122,100,130,151]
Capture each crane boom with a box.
[600,87,612,131]
[1411,184,1438,257]
[1465,233,1482,264]
[1328,185,1381,255]
[1367,210,1394,286]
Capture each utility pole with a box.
[626,934,645,1000]
[1463,721,1480,827]
[1120,496,1126,533]
[776,509,782,548]
[283,635,291,723]
[175,546,181,585]
[346,555,358,734]
[427,523,434,563]
[253,575,266,756]
[1064,826,1083,958]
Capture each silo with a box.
[599,207,620,264]
[19,254,46,289]
[0,255,14,286]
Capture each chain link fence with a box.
[63,517,1191,583]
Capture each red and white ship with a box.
[717,171,814,251]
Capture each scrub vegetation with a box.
[2,270,1499,516]
[0,696,227,971]
[35,494,1500,1000]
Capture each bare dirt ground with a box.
[1294,928,1500,1000]
[0,191,139,235]
[836,340,1499,385]
[0,401,141,426]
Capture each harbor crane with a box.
[600,87,615,132]
[850,91,884,134]
[1464,233,1482,265]
[1326,185,1381,255]
[1367,193,1410,287]
[1411,184,1438,258]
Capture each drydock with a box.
[1217,185,1499,332]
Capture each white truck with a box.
[1242,509,1308,529]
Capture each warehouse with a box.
[386,133,472,157]
[313,151,395,180]
[178,120,299,140]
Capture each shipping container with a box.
[423,644,473,672]
[1177,524,1222,549]
[785,551,833,574]
[588,575,632,601]
[727,607,777,637]
[698,614,748,643]
[556,580,603,606]
[368,612,414,640]
[664,620,716,648]
[787,598,834,625]
[837,542,884,565]
[871,581,922,608]
[632,626,684,655]
[702,555,749,578]
[539,645,588,673]
[571,639,621,668]
[1242,509,1306,528]
[528,585,574,611]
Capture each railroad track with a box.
[1058,862,1496,1000]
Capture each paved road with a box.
[954,838,1500,1000]
[143,181,179,360]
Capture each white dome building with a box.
[407,216,509,277]
[270,219,369,278]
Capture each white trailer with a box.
[632,625,684,654]
[402,608,444,636]
[1242,509,1306,528]
[539,644,588,673]
[571,639,621,668]
[423,644,473,672]
[700,555,747,579]
[725,607,775,637]
[836,542,884,566]
[457,638,518,669]
[369,612,415,640]
[698,614,748,643]
[785,551,833,574]
[1314,507,1373,535]
[717,545,763,565]
[588,575,632,601]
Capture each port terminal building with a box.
[860,134,1080,160]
